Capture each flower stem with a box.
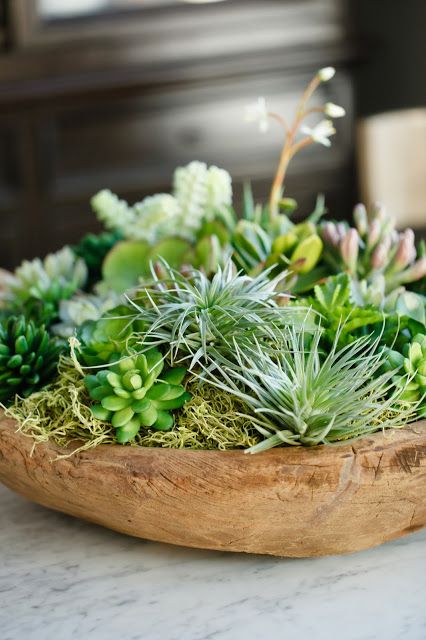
[268,74,321,219]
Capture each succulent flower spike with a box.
[84,349,191,443]
[0,316,62,403]
[245,68,344,217]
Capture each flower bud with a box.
[392,229,416,272]
[336,222,347,239]
[321,222,340,248]
[353,203,368,237]
[318,67,336,82]
[371,240,390,270]
[371,201,387,222]
[399,257,426,284]
[324,102,346,118]
[367,219,381,250]
[340,228,359,274]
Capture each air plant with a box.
[198,325,417,453]
[129,259,305,366]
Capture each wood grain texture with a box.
[1,414,426,557]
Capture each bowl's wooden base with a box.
[1,415,426,557]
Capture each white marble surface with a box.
[0,483,425,640]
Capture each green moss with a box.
[140,380,260,450]
[6,359,259,456]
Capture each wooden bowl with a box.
[1,414,426,557]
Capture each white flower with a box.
[301,119,336,147]
[244,97,269,133]
[317,67,336,82]
[324,102,346,118]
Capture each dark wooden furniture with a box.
[0,0,359,269]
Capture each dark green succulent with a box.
[0,316,62,403]
[72,230,122,287]
[84,349,191,442]
[18,297,58,327]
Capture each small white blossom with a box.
[318,67,336,82]
[244,97,269,133]
[301,119,336,147]
[324,102,346,118]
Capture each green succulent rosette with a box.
[84,349,191,443]
[0,316,62,403]
[77,305,143,366]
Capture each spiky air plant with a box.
[129,259,306,366]
[4,246,88,310]
[84,349,190,442]
[198,326,417,453]
[0,316,62,403]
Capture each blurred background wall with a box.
[0,0,424,269]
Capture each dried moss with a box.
[5,358,259,456]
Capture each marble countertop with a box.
[1,484,425,640]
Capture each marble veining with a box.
[0,484,425,640]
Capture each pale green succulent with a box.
[132,194,181,243]
[91,190,135,232]
[91,161,233,245]
[6,246,88,307]
[174,161,232,235]
[53,290,122,338]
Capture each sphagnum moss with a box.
[5,358,259,456]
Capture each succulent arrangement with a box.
[2,67,425,454]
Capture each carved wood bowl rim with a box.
[0,414,425,557]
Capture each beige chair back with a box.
[357,109,426,228]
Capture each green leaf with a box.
[116,418,141,443]
[91,405,112,421]
[148,237,194,269]
[102,240,151,293]
[396,291,426,325]
[111,406,135,428]
[101,395,132,411]
[161,367,186,385]
[153,410,174,431]
[314,274,351,312]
